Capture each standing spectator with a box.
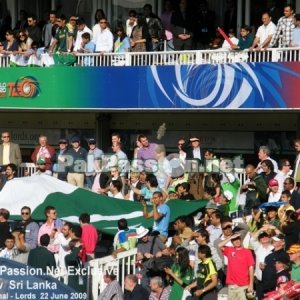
[260,160,277,185]
[249,230,274,284]
[14,10,28,31]
[0,163,17,191]
[283,177,300,210]
[206,211,222,244]
[98,272,123,300]
[0,208,11,250]
[171,0,194,50]
[287,244,300,282]
[294,138,300,188]
[268,178,281,203]
[143,4,164,51]
[12,229,30,264]
[37,206,59,254]
[274,159,292,195]
[130,15,150,53]
[73,17,92,51]
[224,0,237,32]
[250,12,276,50]
[26,14,42,45]
[232,25,254,50]
[256,233,290,300]
[193,1,215,50]
[31,135,55,172]
[184,136,205,200]
[124,274,149,300]
[114,25,130,53]
[94,9,106,25]
[126,10,137,38]
[0,131,22,167]
[109,180,124,199]
[269,4,295,48]
[49,14,73,53]
[67,136,87,188]
[126,172,143,201]
[218,233,255,300]
[164,247,194,299]
[86,138,103,189]
[28,234,56,273]
[136,134,157,171]
[52,138,69,181]
[53,222,72,270]
[142,191,170,242]
[92,17,113,53]
[42,10,57,49]
[290,14,300,47]
[16,206,39,250]
[241,164,268,214]
[186,245,218,299]
[256,145,278,174]
[221,29,239,50]
[160,0,174,51]
[79,213,98,261]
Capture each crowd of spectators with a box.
[0,2,299,65]
[1,129,300,299]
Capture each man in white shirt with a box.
[92,17,113,53]
[73,17,92,51]
[126,10,137,37]
[250,12,276,50]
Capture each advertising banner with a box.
[0,62,299,109]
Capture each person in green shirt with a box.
[164,247,194,300]
[287,244,300,282]
[186,245,218,299]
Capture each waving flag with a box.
[0,175,207,235]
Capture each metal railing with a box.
[86,248,138,300]
[1,47,300,67]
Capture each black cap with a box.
[258,231,270,240]
[71,136,80,143]
[274,252,290,265]
[59,138,68,144]
[295,14,300,21]
[88,138,96,144]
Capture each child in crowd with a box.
[0,234,17,259]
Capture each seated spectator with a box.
[247,206,265,233]
[278,190,295,224]
[268,178,281,202]
[172,216,193,247]
[126,172,143,201]
[124,274,149,300]
[16,29,33,53]
[149,276,171,300]
[114,25,130,53]
[0,30,19,54]
[274,254,291,283]
[0,234,16,259]
[73,17,92,52]
[281,211,299,250]
[266,206,281,228]
[209,29,224,49]
[98,272,123,300]
[176,182,195,200]
[287,244,300,282]
[166,187,178,201]
[221,28,238,50]
[164,247,194,299]
[186,245,218,299]
[0,163,17,191]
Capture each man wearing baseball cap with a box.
[257,233,290,299]
[287,244,300,282]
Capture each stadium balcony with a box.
[0,47,300,67]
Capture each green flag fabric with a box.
[1,175,207,235]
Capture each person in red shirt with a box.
[218,232,255,300]
[79,213,98,261]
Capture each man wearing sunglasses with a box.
[0,131,22,168]
[17,206,39,250]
